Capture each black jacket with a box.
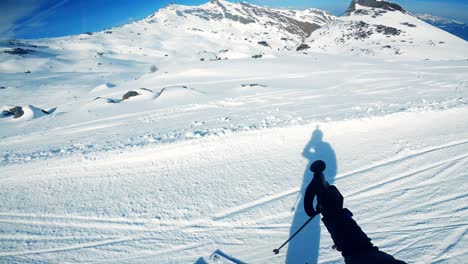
[304,185,406,264]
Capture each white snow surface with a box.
[1,1,468,263]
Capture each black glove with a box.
[319,185,344,218]
[316,185,371,254]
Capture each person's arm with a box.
[320,186,406,264]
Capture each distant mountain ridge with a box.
[1,0,467,75]
[416,14,468,41]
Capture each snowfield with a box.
[1,54,467,263]
[1,0,468,263]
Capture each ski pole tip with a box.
[273,249,280,255]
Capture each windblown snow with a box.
[0,0,467,263]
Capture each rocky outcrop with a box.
[3,48,34,55]
[345,0,405,15]
[122,91,140,100]
[160,0,334,40]
[1,105,52,119]
[296,44,311,51]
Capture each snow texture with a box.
[0,0,467,263]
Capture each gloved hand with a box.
[319,185,344,218]
[319,185,375,256]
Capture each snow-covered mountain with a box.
[2,0,468,77]
[148,0,334,40]
[0,0,335,74]
[417,14,468,41]
[305,0,468,59]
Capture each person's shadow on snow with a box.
[286,127,337,264]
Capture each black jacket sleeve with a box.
[321,208,406,264]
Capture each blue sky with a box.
[1,0,467,39]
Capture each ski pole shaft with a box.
[273,215,315,254]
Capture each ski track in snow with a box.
[0,107,467,263]
[1,0,468,262]
[1,32,468,263]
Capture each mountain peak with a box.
[147,1,334,40]
[345,0,405,15]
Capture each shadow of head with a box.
[312,127,323,142]
[303,126,337,183]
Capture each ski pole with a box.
[273,215,316,254]
[273,160,327,255]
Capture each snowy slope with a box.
[305,0,468,60]
[0,0,468,263]
[1,54,468,263]
[1,107,467,264]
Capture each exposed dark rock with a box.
[3,48,34,55]
[241,83,267,87]
[176,1,329,39]
[353,9,387,17]
[189,28,204,32]
[105,31,113,34]
[296,44,310,51]
[340,21,402,41]
[243,2,323,38]
[345,0,405,15]
[25,71,31,74]
[346,21,374,40]
[257,41,270,47]
[2,105,54,118]
[122,91,140,100]
[401,22,416,27]
[375,25,402,36]
[84,32,93,35]
[213,0,256,24]
[0,87,6,90]
[252,54,262,59]
[9,106,24,119]
[150,65,158,73]
[6,40,37,48]
[183,8,225,21]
